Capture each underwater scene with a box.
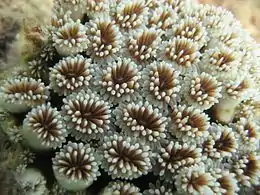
[0,0,260,194]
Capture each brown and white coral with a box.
[0,0,260,194]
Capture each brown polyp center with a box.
[111,64,135,85]
[212,52,234,67]
[99,22,115,46]
[214,133,234,152]
[189,174,208,192]
[137,32,157,46]
[158,69,175,90]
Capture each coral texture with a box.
[0,0,260,194]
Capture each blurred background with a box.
[199,0,260,42]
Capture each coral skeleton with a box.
[0,0,260,194]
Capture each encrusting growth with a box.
[0,0,260,193]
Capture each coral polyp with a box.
[52,19,89,56]
[50,55,94,96]
[175,165,216,195]
[95,57,141,103]
[161,37,200,73]
[154,141,203,180]
[183,72,222,110]
[100,133,152,180]
[114,101,167,144]
[86,17,123,63]
[22,102,67,150]
[127,28,161,64]
[1,0,260,194]
[100,181,142,195]
[170,104,210,141]
[0,76,49,113]
[172,17,208,48]
[113,0,149,32]
[62,90,111,141]
[202,124,237,159]
[142,61,181,107]
[52,142,101,191]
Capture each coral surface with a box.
[0,0,260,194]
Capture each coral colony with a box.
[1,0,260,194]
